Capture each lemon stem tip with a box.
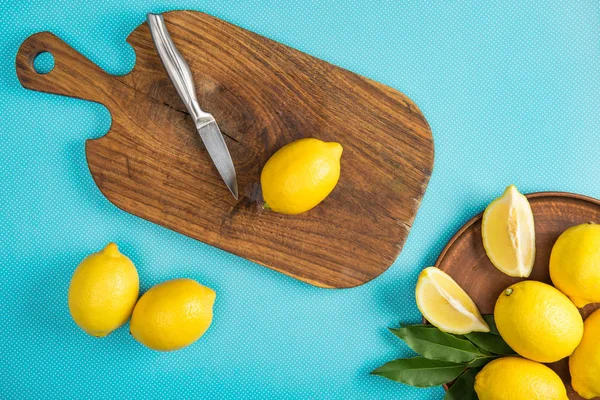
[328,142,343,159]
[102,242,120,257]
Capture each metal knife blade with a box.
[147,13,238,200]
[196,117,238,199]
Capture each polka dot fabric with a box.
[1,0,600,398]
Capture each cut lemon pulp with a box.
[482,185,535,278]
[416,267,489,334]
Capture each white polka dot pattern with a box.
[1,1,600,399]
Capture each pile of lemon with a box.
[68,243,216,351]
[417,185,600,400]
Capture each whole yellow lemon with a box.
[474,357,567,400]
[261,138,343,214]
[494,281,583,363]
[68,243,139,337]
[130,278,216,351]
[569,309,600,399]
[550,223,600,308]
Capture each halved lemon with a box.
[482,185,535,278]
[416,267,489,334]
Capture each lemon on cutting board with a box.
[68,243,139,337]
[482,185,536,277]
[130,278,216,351]
[474,357,568,400]
[415,267,489,334]
[569,309,600,399]
[494,280,583,363]
[550,223,600,308]
[261,138,343,215]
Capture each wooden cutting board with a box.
[16,10,434,288]
[436,192,600,399]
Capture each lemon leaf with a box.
[444,368,480,400]
[466,354,499,368]
[390,326,485,363]
[466,331,515,355]
[371,357,466,388]
[482,314,499,335]
[399,323,436,328]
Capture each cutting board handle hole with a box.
[33,52,54,75]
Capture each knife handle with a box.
[147,13,209,123]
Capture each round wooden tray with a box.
[436,192,600,399]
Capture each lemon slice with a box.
[482,185,535,277]
[416,267,490,334]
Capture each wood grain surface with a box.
[15,10,434,288]
[436,192,600,399]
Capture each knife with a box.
[147,13,239,200]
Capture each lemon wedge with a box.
[416,267,490,334]
[482,185,535,277]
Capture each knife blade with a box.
[147,13,239,200]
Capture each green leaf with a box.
[482,315,499,335]
[390,326,485,363]
[467,355,498,368]
[371,357,466,388]
[400,323,436,329]
[444,368,480,400]
[465,332,515,355]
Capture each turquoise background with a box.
[1,0,599,398]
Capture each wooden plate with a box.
[436,192,600,399]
